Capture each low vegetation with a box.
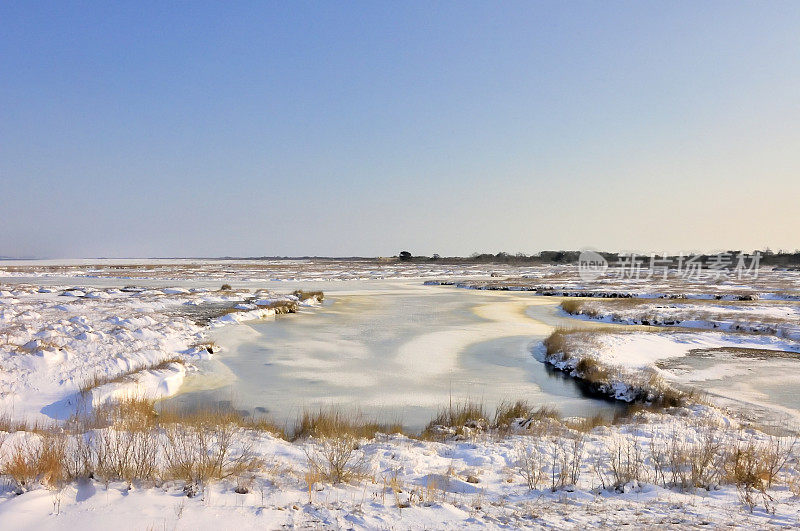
[256,299,299,314]
[542,328,690,407]
[0,396,797,516]
[494,400,560,433]
[422,400,488,438]
[79,357,184,395]
[304,434,368,484]
[292,290,324,303]
[292,408,404,440]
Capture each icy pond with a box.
[166,281,627,431]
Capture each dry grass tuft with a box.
[257,299,299,314]
[542,327,572,357]
[0,414,55,435]
[292,290,324,302]
[494,400,561,432]
[566,414,611,433]
[494,400,535,429]
[422,400,488,439]
[1,434,67,493]
[189,340,217,354]
[559,299,585,315]
[157,403,286,438]
[79,357,184,395]
[293,408,403,441]
[574,356,612,383]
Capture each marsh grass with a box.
[258,299,299,314]
[566,414,612,433]
[292,290,324,302]
[574,356,612,383]
[0,414,55,435]
[188,340,217,353]
[79,357,184,395]
[293,408,404,440]
[559,298,602,317]
[541,329,691,408]
[1,433,67,493]
[1,395,798,503]
[422,400,488,439]
[494,400,560,433]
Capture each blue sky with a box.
[2,2,799,257]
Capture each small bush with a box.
[726,439,773,512]
[2,434,67,493]
[94,427,159,486]
[515,442,545,490]
[161,418,262,488]
[600,436,645,490]
[304,435,368,484]
[548,434,585,491]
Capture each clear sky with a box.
[2,1,799,258]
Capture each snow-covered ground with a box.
[0,404,798,529]
[561,298,800,340]
[553,330,800,372]
[1,260,799,529]
[425,265,800,301]
[0,281,318,422]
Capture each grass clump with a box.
[2,434,67,493]
[494,400,535,429]
[257,299,299,314]
[422,400,487,439]
[189,340,217,354]
[79,357,184,395]
[559,299,585,315]
[494,400,560,432]
[575,356,612,383]
[566,414,611,433]
[293,408,403,441]
[541,329,692,408]
[542,327,574,358]
[293,290,324,302]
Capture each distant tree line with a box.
[215,250,800,267]
[389,250,800,267]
